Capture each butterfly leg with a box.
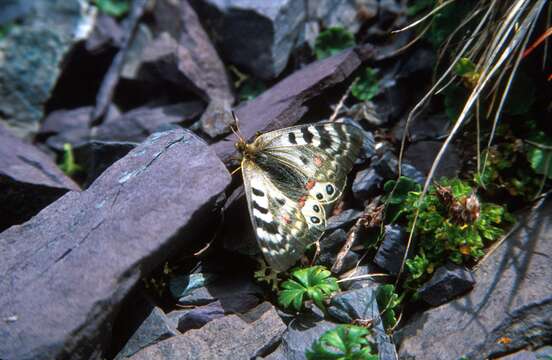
[309,239,321,266]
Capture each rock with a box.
[316,229,360,272]
[169,273,219,301]
[338,265,383,291]
[0,123,79,231]
[0,129,231,360]
[73,140,137,187]
[400,163,425,185]
[358,129,377,163]
[191,0,306,79]
[328,287,379,324]
[373,151,399,180]
[328,287,398,359]
[40,107,93,135]
[419,263,475,306]
[174,295,259,332]
[404,140,461,179]
[199,97,234,138]
[170,272,262,306]
[373,225,408,275]
[326,209,363,232]
[352,167,383,201]
[121,24,154,79]
[85,13,124,53]
[306,0,378,35]
[500,349,552,360]
[115,306,179,360]
[264,310,337,360]
[392,113,450,143]
[211,46,374,162]
[0,0,94,137]
[0,0,32,24]
[92,102,204,143]
[396,196,552,359]
[128,302,285,360]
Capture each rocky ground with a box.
[1,1,551,360]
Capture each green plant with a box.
[238,78,266,101]
[351,68,379,101]
[526,132,552,180]
[399,178,511,282]
[92,0,130,18]
[58,143,83,177]
[278,266,339,312]
[306,325,378,360]
[375,284,401,331]
[314,27,355,60]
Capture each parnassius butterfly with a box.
[235,119,363,271]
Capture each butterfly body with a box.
[236,122,363,271]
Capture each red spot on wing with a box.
[282,214,292,224]
[314,156,323,167]
[298,196,306,209]
[305,179,316,190]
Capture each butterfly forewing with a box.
[241,121,363,271]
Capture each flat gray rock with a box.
[397,196,552,359]
[0,123,79,230]
[0,0,92,137]
[191,0,306,79]
[128,302,286,360]
[0,129,231,360]
[211,46,373,163]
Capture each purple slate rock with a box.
[419,262,475,306]
[211,46,376,164]
[0,128,231,360]
[0,123,79,231]
[128,302,286,360]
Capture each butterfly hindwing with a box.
[241,121,363,271]
[242,160,325,271]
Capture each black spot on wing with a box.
[276,198,286,206]
[288,132,297,144]
[301,127,314,144]
[316,126,332,150]
[300,155,309,165]
[255,217,279,234]
[253,201,268,214]
[252,187,265,197]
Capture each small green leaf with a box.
[306,325,378,360]
[314,27,355,60]
[278,266,339,312]
[526,132,552,179]
[238,78,265,101]
[93,0,130,18]
[454,58,476,77]
[351,68,379,101]
[376,284,401,330]
[58,143,83,177]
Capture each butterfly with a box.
[234,117,363,271]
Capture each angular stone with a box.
[326,209,363,232]
[306,0,378,35]
[171,273,262,306]
[373,151,399,180]
[397,197,552,359]
[192,0,306,79]
[404,141,461,179]
[264,310,337,360]
[352,167,383,201]
[128,302,285,359]
[115,307,180,360]
[0,0,93,137]
[85,13,124,53]
[212,47,372,163]
[0,129,231,360]
[400,163,425,185]
[316,229,360,273]
[40,106,93,135]
[338,265,382,291]
[328,287,398,359]
[92,102,204,143]
[0,123,79,231]
[419,263,475,306]
[373,225,408,275]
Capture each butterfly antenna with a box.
[231,111,245,141]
